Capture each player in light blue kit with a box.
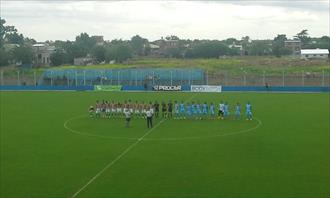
[196,101,202,119]
[210,102,215,119]
[246,102,252,120]
[235,102,241,120]
[223,102,229,119]
[179,101,185,119]
[186,102,192,118]
[191,101,196,118]
[202,102,208,117]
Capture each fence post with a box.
[206,70,208,85]
[1,70,4,85]
[33,71,36,86]
[75,71,78,86]
[322,70,325,87]
[225,71,228,86]
[170,71,173,86]
[282,70,285,87]
[83,71,86,85]
[110,70,113,85]
[302,70,304,86]
[17,71,20,85]
[152,71,155,85]
[118,71,120,85]
[262,71,265,86]
[67,72,69,86]
[100,72,103,85]
[243,71,246,86]
[50,71,53,86]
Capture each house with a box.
[33,43,56,66]
[74,57,95,66]
[228,42,244,56]
[91,36,104,46]
[285,40,301,55]
[148,43,160,56]
[300,49,329,59]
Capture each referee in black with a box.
[146,109,153,128]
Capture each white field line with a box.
[70,94,197,198]
[143,117,262,141]
[64,116,262,141]
[64,115,138,140]
[70,119,165,198]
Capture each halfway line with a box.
[70,119,165,198]
[70,93,197,198]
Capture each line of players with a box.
[89,100,253,120]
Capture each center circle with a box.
[64,115,261,141]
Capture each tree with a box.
[185,41,231,58]
[12,45,34,64]
[249,41,272,56]
[272,34,291,57]
[131,35,148,56]
[105,42,132,63]
[5,32,24,45]
[0,48,11,66]
[0,18,19,47]
[91,45,106,62]
[75,33,97,57]
[294,29,311,47]
[50,50,67,66]
[164,47,183,58]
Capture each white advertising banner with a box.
[153,85,182,91]
[191,85,222,92]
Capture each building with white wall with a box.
[300,49,329,59]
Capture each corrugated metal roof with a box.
[301,49,329,55]
[33,44,45,47]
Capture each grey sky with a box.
[1,0,329,42]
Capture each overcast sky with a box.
[1,0,329,42]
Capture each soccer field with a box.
[0,91,329,198]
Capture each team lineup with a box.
[89,100,253,127]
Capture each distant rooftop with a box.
[301,49,329,55]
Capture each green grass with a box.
[2,56,328,77]
[0,91,329,198]
[51,57,330,75]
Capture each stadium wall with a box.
[0,85,94,91]
[222,86,330,92]
[0,85,329,92]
